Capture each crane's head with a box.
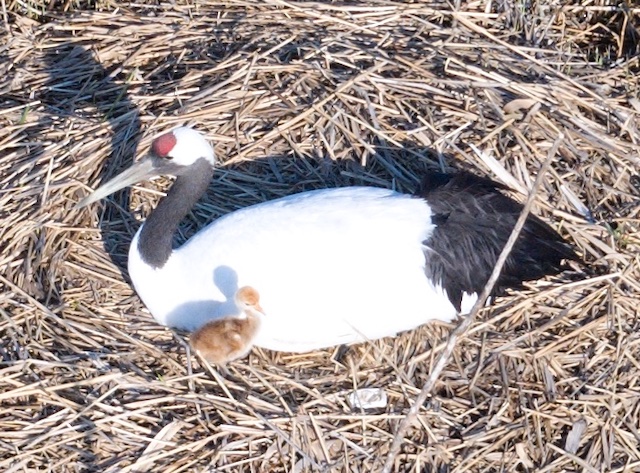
[77,127,215,208]
[151,127,215,167]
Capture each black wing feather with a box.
[417,171,578,311]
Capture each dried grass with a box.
[1,1,639,472]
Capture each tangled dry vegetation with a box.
[1,1,639,471]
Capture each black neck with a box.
[138,158,214,268]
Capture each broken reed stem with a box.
[381,133,565,472]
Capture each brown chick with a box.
[190,286,264,365]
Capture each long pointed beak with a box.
[76,157,158,208]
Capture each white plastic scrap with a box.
[565,418,588,454]
[348,388,388,410]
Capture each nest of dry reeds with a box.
[1,1,639,472]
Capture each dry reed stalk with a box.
[382,133,565,472]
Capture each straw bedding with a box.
[1,1,639,471]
